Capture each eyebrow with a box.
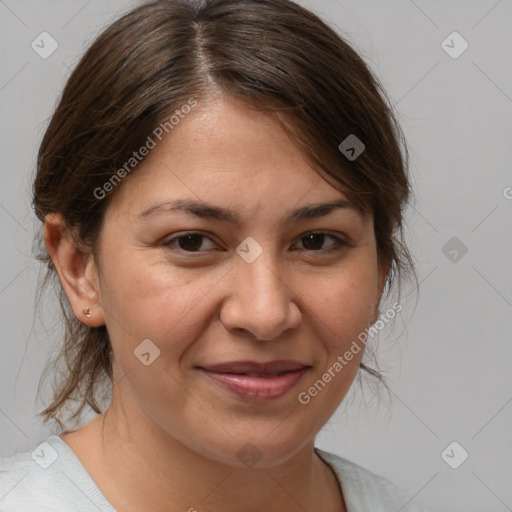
[136,198,364,224]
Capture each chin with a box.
[199,431,314,470]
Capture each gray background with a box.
[1,1,511,511]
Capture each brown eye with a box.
[162,232,219,253]
[177,234,204,251]
[301,233,327,250]
[294,232,347,252]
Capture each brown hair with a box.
[33,0,415,429]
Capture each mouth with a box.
[197,360,311,402]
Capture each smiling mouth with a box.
[197,360,311,401]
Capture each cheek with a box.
[290,264,379,435]
[304,262,379,349]
[98,248,226,362]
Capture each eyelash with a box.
[161,231,348,255]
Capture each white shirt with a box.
[0,435,426,511]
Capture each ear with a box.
[43,213,105,327]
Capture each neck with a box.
[70,401,345,512]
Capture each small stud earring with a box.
[82,307,92,318]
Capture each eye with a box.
[161,231,348,254]
[292,231,347,252]
[161,232,220,253]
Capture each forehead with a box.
[105,95,364,222]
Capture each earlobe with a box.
[43,213,105,327]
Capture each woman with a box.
[0,0,422,510]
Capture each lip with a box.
[197,360,311,402]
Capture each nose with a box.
[219,252,302,341]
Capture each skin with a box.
[44,94,388,512]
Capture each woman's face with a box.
[91,95,386,467]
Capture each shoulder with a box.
[315,447,427,512]
[0,436,115,512]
